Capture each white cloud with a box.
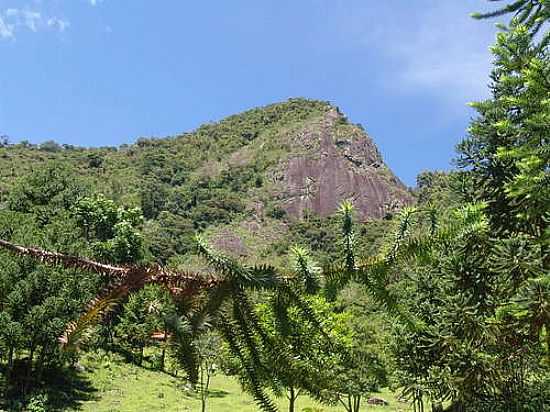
[5,9,41,31]
[0,16,14,39]
[383,4,493,102]
[88,0,104,6]
[47,17,70,32]
[0,7,69,40]
[330,1,496,104]
[23,10,41,32]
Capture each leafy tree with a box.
[374,8,550,411]
[116,285,175,366]
[380,202,549,411]
[0,312,24,369]
[0,222,99,397]
[415,171,461,209]
[0,166,100,398]
[144,211,195,264]
[325,287,390,412]
[73,194,144,264]
[140,179,170,219]
[38,140,62,153]
[7,163,88,221]
[86,153,104,169]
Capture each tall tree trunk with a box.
[353,395,361,412]
[160,323,167,371]
[200,365,207,412]
[288,386,296,412]
[7,345,14,384]
[23,345,35,395]
[140,345,144,366]
[36,345,47,382]
[7,345,14,369]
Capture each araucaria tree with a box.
[383,5,549,411]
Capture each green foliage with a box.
[381,18,550,408]
[385,203,549,411]
[472,0,550,46]
[144,211,195,264]
[457,23,549,239]
[86,152,104,169]
[116,285,176,365]
[273,214,341,264]
[415,170,461,209]
[38,140,62,153]
[7,163,89,221]
[0,230,100,397]
[0,167,103,396]
[73,194,145,263]
[194,332,224,412]
[254,295,354,412]
[140,179,170,219]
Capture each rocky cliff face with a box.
[270,108,412,221]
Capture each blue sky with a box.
[0,0,500,186]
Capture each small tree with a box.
[195,332,223,412]
[323,304,388,412]
[253,291,355,412]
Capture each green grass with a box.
[71,351,406,412]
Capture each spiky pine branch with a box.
[291,246,321,294]
[472,0,548,29]
[0,238,128,277]
[0,234,337,412]
[471,0,549,48]
[1,203,424,411]
[0,237,222,351]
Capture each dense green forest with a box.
[0,1,548,411]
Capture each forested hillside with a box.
[0,98,410,266]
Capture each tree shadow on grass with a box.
[108,344,181,378]
[205,388,230,398]
[176,382,230,400]
[0,361,99,412]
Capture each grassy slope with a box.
[73,352,404,412]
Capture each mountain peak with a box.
[0,99,413,261]
[263,105,412,221]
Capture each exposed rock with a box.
[210,229,248,257]
[275,109,413,221]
